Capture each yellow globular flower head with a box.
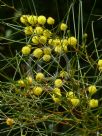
[26,76,33,85]
[52,94,61,104]
[35,26,43,35]
[89,99,98,108]
[53,88,61,96]
[43,47,51,55]
[70,98,80,107]
[97,59,102,71]
[54,79,63,88]
[43,29,52,38]
[18,80,25,87]
[6,118,14,126]
[21,45,31,55]
[32,36,39,45]
[67,36,77,47]
[63,44,68,52]
[47,17,55,25]
[59,70,68,78]
[24,26,33,35]
[48,39,55,46]
[33,48,43,58]
[61,39,69,46]
[43,54,51,62]
[27,15,38,25]
[36,72,45,81]
[60,23,67,31]
[54,46,62,53]
[33,87,43,96]
[88,85,97,95]
[39,35,47,44]
[38,15,46,25]
[53,39,61,47]
[20,15,28,25]
[66,91,75,99]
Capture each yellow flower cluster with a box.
[20,14,77,61]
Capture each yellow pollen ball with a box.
[36,72,44,81]
[53,88,61,96]
[54,79,63,88]
[43,47,51,55]
[47,17,55,25]
[33,48,43,58]
[52,94,61,103]
[60,23,67,31]
[27,15,38,25]
[38,15,46,25]
[33,87,43,96]
[66,91,75,99]
[67,37,77,47]
[24,26,33,35]
[88,85,97,95]
[59,70,68,78]
[43,54,51,62]
[89,99,98,108]
[26,76,33,84]
[39,36,47,44]
[20,15,28,25]
[70,98,80,107]
[43,29,52,38]
[98,59,102,67]
[54,46,62,53]
[22,46,31,55]
[32,36,39,45]
[6,118,14,126]
[18,80,25,87]
[35,26,43,35]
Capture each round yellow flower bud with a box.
[36,72,44,81]
[22,46,31,55]
[33,87,43,96]
[66,91,75,99]
[26,76,33,84]
[18,80,25,87]
[33,48,43,58]
[43,54,51,62]
[52,94,61,103]
[53,39,61,46]
[98,59,102,67]
[59,70,68,78]
[60,23,67,31]
[6,118,14,126]
[89,99,98,108]
[27,15,37,25]
[54,46,62,53]
[43,29,52,38]
[38,15,46,25]
[35,26,43,35]
[63,44,68,52]
[70,98,80,107]
[67,37,77,47]
[20,15,28,25]
[61,39,69,46]
[24,26,33,35]
[48,39,53,46]
[32,36,39,45]
[39,35,47,44]
[99,66,102,72]
[43,47,51,55]
[47,17,55,25]
[54,79,63,88]
[88,85,97,95]
[53,88,61,96]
